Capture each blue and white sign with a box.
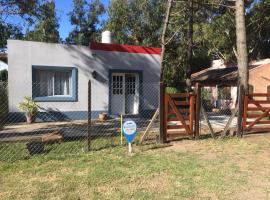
[122,120,137,143]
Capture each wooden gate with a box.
[243,93,270,133]
[162,92,195,141]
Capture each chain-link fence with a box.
[0,81,160,161]
[200,85,237,137]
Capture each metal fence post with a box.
[87,80,91,151]
[189,93,195,136]
[237,84,244,137]
[195,83,201,139]
[159,82,166,143]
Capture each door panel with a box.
[110,73,139,115]
[111,74,125,115]
[125,74,139,115]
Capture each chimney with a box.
[101,31,113,44]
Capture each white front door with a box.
[111,74,125,115]
[111,73,139,115]
[125,74,139,115]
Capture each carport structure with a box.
[192,65,270,136]
[191,67,239,138]
[159,66,256,142]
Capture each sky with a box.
[55,0,109,39]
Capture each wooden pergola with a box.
[191,67,240,138]
[191,67,239,87]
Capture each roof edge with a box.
[90,42,161,55]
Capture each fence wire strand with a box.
[0,82,160,161]
[200,86,237,137]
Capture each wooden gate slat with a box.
[164,92,196,141]
[167,94,192,135]
[247,107,270,111]
[168,116,189,121]
[246,107,270,130]
[174,101,190,106]
[243,93,270,133]
[248,99,270,112]
[248,93,270,97]
[246,120,270,125]
[167,125,186,129]
[247,113,266,118]
[248,100,270,104]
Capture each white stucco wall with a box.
[8,40,160,117]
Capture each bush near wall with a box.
[201,87,212,101]
[0,70,8,82]
[166,86,186,93]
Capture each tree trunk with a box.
[186,0,193,90]
[236,0,248,91]
[235,0,248,137]
[160,0,173,82]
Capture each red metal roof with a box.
[90,42,161,55]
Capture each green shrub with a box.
[0,69,8,82]
[18,96,38,115]
[201,87,212,101]
[166,86,186,93]
[166,87,178,94]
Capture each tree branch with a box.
[193,0,236,10]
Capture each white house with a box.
[8,32,161,121]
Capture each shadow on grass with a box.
[0,134,147,162]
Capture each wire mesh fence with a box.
[0,81,160,161]
[200,86,237,137]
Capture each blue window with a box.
[32,66,77,102]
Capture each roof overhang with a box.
[90,42,161,55]
[191,67,238,86]
[191,59,270,87]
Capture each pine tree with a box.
[0,0,42,47]
[106,0,165,46]
[0,23,23,48]
[25,0,60,43]
[66,0,105,45]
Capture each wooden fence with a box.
[243,93,270,133]
[160,88,195,141]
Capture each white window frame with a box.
[35,70,72,98]
[51,71,72,97]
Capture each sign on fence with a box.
[122,120,137,153]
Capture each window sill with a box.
[33,96,77,102]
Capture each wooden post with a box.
[189,94,195,137]
[243,94,248,133]
[87,80,91,151]
[159,82,166,143]
[221,106,239,137]
[139,108,159,144]
[201,106,215,138]
[194,83,201,139]
[237,84,244,137]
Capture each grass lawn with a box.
[1,134,270,199]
